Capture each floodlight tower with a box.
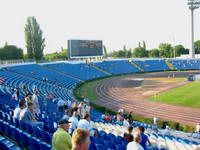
[188,0,200,58]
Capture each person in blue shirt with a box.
[138,126,151,150]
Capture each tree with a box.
[103,45,108,57]
[44,49,67,61]
[0,44,23,60]
[194,40,200,54]
[142,41,146,50]
[159,43,173,58]
[133,47,148,58]
[149,49,160,57]
[174,45,188,57]
[126,48,132,58]
[25,16,45,60]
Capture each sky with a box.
[0,0,200,54]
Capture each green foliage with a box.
[44,49,67,61]
[133,47,148,58]
[25,16,45,60]
[159,43,173,58]
[174,45,189,57]
[0,44,23,60]
[103,45,108,57]
[194,40,200,54]
[149,49,160,57]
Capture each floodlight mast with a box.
[188,0,200,58]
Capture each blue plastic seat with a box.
[96,144,107,150]
[32,126,41,138]
[19,132,30,147]
[39,142,51,150]
[93,137,104,145]
[88,142,97,150]
[102,134,111,141]
[29,137,41,150]
[116,144,126,150]
[12,128,21,142]
[104,141,116,150]
[19,120,26,131]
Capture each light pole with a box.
[188,0,200,58]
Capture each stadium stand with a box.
[133,59,170,72]
[8,64,80,89]
[1,59,200,150]
[45,62,108,80]
[93,60,141,75]
[169,59,200,70]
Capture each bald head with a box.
[134,133,141,143]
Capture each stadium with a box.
[2,0,200,150]
[1,58,200,150]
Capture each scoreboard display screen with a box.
[68,40,103,58]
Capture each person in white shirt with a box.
[78,113,91,131]
[127,133,144,150]
[78,102,84,118]
[32,91,40,115]
[63,110,71,120]
[162,125,171,135]
[196,123,200,133]
[68,111,79,135]
[57,98,65,111]
[123,118,130,127]
[153,116,158,125]
[13,100,25,119]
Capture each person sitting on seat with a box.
[19,102,44,129]
[13,100,26,119]
[123,126,134,142]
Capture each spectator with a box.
[19,102,44,128]
[162,125,171,135]
[127,133,144,150]
[32,84,37,92]
[11,89,18,101]
[32,90,40,115]
[118,108,124,114]
[138,126,151,150]
[57,98,65,111]
[102,113,111,122]
[71,102,78,112]
[78,113,91,131]
[13,100,26,119]
[116,113,123,125]
[52,118,72,150]
[153,116,158,125]
[123,126,133,142]
[25,93,32,106]
[196,123,200,133]
[123,118,130,127]
[127,111,133,124]
[63,110,71,120]
[68,111,79,135]
[78,102,85,118]
[71,128,90,150]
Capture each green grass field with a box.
[149,81,200,108]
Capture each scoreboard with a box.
[68,40,103,58]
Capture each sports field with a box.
[149,81,200,108]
